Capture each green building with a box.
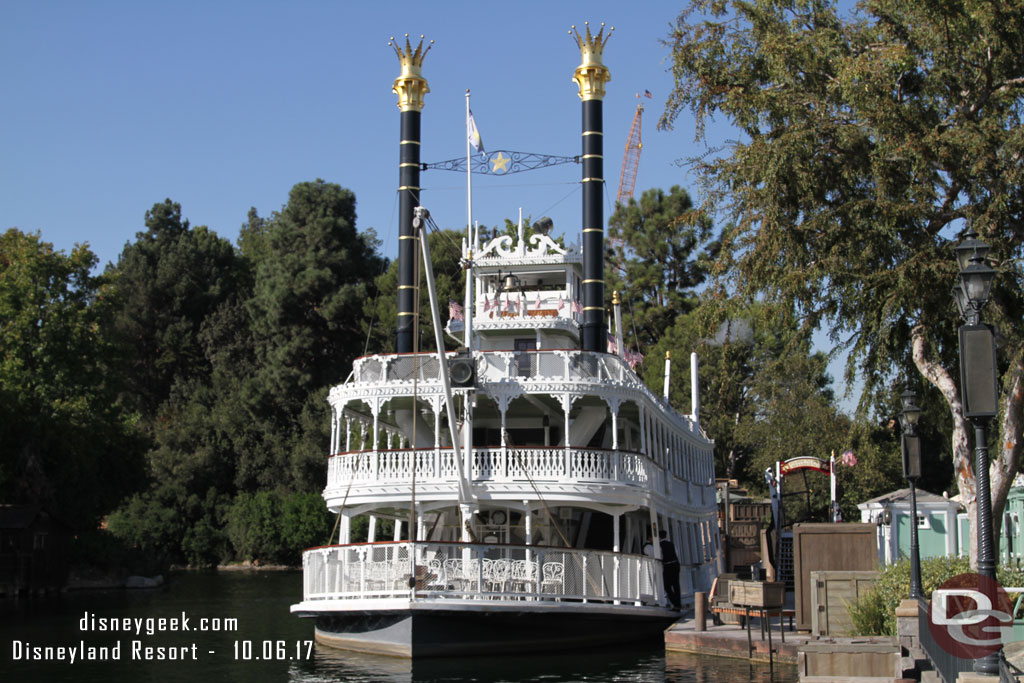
[858,488,961,565]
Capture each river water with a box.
[2,571,794,682]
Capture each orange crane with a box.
[616,95,645,205]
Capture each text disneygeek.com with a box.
[9,611,313,664]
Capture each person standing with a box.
[659,529,681,610]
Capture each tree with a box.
[241,180,385,491]
[0,230,145,529]
[362,226,466,356]
[607,186,711,349]
[106,199,246,420]
[662,0,1024,563]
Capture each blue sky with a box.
[2,1,715,268]
[1,1,858,411]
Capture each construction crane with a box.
[616,94,646,205]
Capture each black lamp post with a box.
[899,390,923,599]
[954,230,1001,675]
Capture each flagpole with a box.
[464,90,474,351]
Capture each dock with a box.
[665,614,814,666]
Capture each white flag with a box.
[467,110,484,154]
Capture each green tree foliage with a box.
[363,227,466,355]
[0,230,145,529]
[240,180,385,491]
[225,491,332,564]
[106,200,245,420]
[107,182,381,565]
[607,186,711,349]
[662,0,1024,558]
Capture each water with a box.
[2,571,794,682]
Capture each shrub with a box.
[225,491,283,563]
[280,492,333,561]
[848,555,1020,636]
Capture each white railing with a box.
[350,350,639,387]
[300,541,663,607]
[326,447,665,491]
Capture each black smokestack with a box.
[396,111,421,353]
[390,35,432,353]
[581,99,604,353]
[570,23,612,353]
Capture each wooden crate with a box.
[729,580,785,608]
[793,523,878,631]
[810,570,879,636]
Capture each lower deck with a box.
[293,540,677,608]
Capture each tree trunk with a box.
[912,325,976,567]
[991,359,1024,555]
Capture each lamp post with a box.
[899,389,923,599]
[954,231,1000,675]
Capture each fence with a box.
[300,541,664,608]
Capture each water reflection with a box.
[2,571,795,683]
[292,643,790,682]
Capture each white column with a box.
[460,503,475,543]
[394,519,402,542]
[345,418,352,452]
[330,409,338,454]
[563,395,572,479]
[613,512,621,604]
[372,407,380,451]
[368,515,377,543]
[524,503,533,545]
[340,511,351,545]
[648,506,662,560]
[639,407,647,457]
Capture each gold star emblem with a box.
[491,152,510,173]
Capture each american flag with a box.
[625,349,644,370]
[557,297,565,312]
[607,332,618,355]
[535,292,543,309]
[571,299,582,315]
[448,300,464,322]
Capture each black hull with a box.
[313,608,678,658]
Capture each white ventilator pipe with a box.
[690,352,700,424]
[663,351,671,401]
[612,291,625,360]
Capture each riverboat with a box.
[290,24,720,657]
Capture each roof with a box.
[858,488,958,508]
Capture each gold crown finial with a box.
[612,290,620,305]
[570,22,613,68]
[570,22,613,101]
[390,33,432,111]
[665,350,671,360]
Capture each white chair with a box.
[541,562,564,596]
[484,558,510,593]
[443,558,464,591]
[511,559,538,594]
